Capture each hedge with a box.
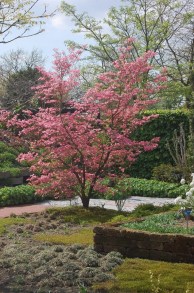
[0,185,43,207]
[127,109,190,179]
[94,177,188,199]
[0,141,24,179]
[126,177,188,198]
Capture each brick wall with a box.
[93,225,194,263]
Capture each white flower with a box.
[186,191,192,197]
[180,178,185,185]
[174,196,183,205]
[186,194,193,201]
[190,181,194,188]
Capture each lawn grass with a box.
[93,258,194,293]
[0,217,28,235]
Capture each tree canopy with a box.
[0,0,55,44]
[2,43,167,208]
[61,0,194,109]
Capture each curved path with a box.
[0,196,175,218]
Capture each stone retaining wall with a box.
[93,225,194,263]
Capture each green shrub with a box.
[0,142,28,183]
[152,164,183,183]
[0,152,16,164]
[94,177,187,199]
[0,141,19,155]
[0,167,23,177]
[131,203,176,218]
[0,185,43,206]
[123,177,188,198]
[127,109,190,179]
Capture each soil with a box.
[0,210,124,293]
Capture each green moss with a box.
[93,258,194,292]
[34,228,94,245]
[0,217,28,235]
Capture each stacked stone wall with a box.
[93,225,194,263]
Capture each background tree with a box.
[0,49,44,112]
[1,67,41,112]
[0,48,44,81]
[0,0,55,44]
[11,43,166,208]
[61,0,194,109]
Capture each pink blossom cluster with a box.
[1,42,167,207]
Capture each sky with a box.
[1,0,122,69]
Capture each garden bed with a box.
[93,213,194,264]
[0,207,125,293]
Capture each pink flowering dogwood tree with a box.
[8,41,166,208]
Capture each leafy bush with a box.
[0,141,19,155]
[0,167,23,177]
[131,203,176,218]
[123,177,188,198]
[0,185,43,206]
[0,152,16,163]
[127,109,190,178]
[152,164,183,183]
[0,142,25,180]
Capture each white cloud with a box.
[51,14,66,30]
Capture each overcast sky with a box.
[1,0,122,69]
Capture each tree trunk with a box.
[81,196,90,208]
[188,69,194,171]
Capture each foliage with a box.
[101,177,131,211]
[125,177,188,198]
[0,141,19,163]
[61,0,194,108]
[8,43,166,208]
[0,185,42,207]
[0,49,45,112]
[0,0,54,44]
[0,217,28,235]
[34,228,94,245]
[108,204,175,223]
[1,67,41,112]
[93,258,194,292]
[46,206,127,225]
[152,164,184,183]
[0,167,23,178]
[128,109,190,178]
[175,173,194,210]
[0,141,25,179]
[130,203,176,218]
[123,212,194,234]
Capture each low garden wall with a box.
[93,224,194,264]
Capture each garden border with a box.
[93,224,194,264]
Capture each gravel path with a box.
[0,196,175,218]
